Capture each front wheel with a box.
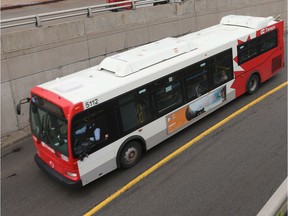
[246,74,260,95]
[119,141,142,169]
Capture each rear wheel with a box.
[246,74,260,95]
[119,141,142,169]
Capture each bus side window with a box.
[260,30,277,53]
[153,76,183,115]
[135,88,152,124]
[238,44,249,64]
[238,39,259,64]
[185,69,209,100]
[72,110,109,156]
[237,30,277,65]
[213,49,233,87]
[118,88,152,133]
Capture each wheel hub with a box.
[124,147,137,163]
[250,79,257,91]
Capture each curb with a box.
[1,126,31,150]
[1,0,65,10]
[257,177,288,216]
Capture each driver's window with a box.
[72,110,109,157]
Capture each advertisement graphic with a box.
[167,86,226,134]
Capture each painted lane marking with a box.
[84,81,288,216]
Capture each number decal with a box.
[84,98,98,109]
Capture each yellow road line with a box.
[84,81,288,216]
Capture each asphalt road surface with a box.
[2,40,287,216]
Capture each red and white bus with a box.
[25,15,284,187]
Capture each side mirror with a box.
[16,104,21,115]
[16,97,30,115]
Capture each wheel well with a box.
[116,136,146,168]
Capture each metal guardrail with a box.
[0,0,173,29]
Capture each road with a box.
[2,40,287,215]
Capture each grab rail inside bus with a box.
[0,0,173,29]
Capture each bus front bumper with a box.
[34,154,82,189]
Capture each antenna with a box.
[274,15,281,21]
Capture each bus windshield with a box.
[30,102,68,156]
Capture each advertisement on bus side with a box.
[166,86,226,134]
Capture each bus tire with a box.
[119,141,142,169]
[246,74,260,95]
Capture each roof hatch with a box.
[99,37,197,77]
[52,78,84,94]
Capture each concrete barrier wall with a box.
[1,0,287,136]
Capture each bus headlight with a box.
[66,171,78,178]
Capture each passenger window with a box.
[238,30,277,65]
[213,50,233,87]
[153,76,183,115]
[260,36,277,53]
[186,69,209,100]
[238,44,249,64]
[118,88,151,132]
[248,39,259,58]
[238,41,259,64]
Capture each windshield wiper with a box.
[40,115,48,139]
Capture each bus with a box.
[24,15,284,187]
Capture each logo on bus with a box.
[260,25,276,35]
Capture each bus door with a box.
[72,105,117,186]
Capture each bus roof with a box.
[38,15,278,106]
